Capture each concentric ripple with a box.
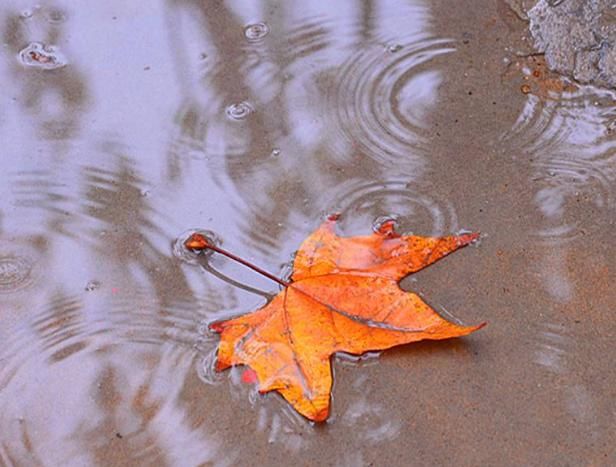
[533,156,614,241]
[0,288,219,390]
[173,229,220,264]
[533,322,573,374]
[167,99,276,180]
[0,241,40,294]
[328,38,455,168]
[225,101,254,121]
[0,291,223,465]
[0,295,88,390]
[0,256,33,293]
[503,86,616,242]
[324,179,459,237]
[244,22,270,43]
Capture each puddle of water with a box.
[0,0,614,465]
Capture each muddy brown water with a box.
[0,1,614,466]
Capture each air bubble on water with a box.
[386,44,403,53]
[84,280,100,292]
[270,148,281,157]
[173,229,220,264]
[244,22,270,42]
[225,101,253,121]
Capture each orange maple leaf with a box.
[186,215,485,422]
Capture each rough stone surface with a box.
[527,0,616,89]
[505,0,540,20]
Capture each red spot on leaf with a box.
[241,368,258,384]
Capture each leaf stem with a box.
[185,233,290,288]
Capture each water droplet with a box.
[270,148,281,157]
[84,280,100,292]
[328,180,459,237]
[372,215,399,234]
[386,44,403,53]
[225,101,253,121]
[173,229,220,264]
[0,255,34,293]
[279,261,294,282]
[198,349,225,385]
[244,22,270,42]
[20,9,34,19]
[336,351,381,366]
[18,42,67,70]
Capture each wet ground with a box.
[0,1,615,466]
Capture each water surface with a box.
[0,1,614,466]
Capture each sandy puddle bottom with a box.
[0,1,614,465]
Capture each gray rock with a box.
[527,0,616,89]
